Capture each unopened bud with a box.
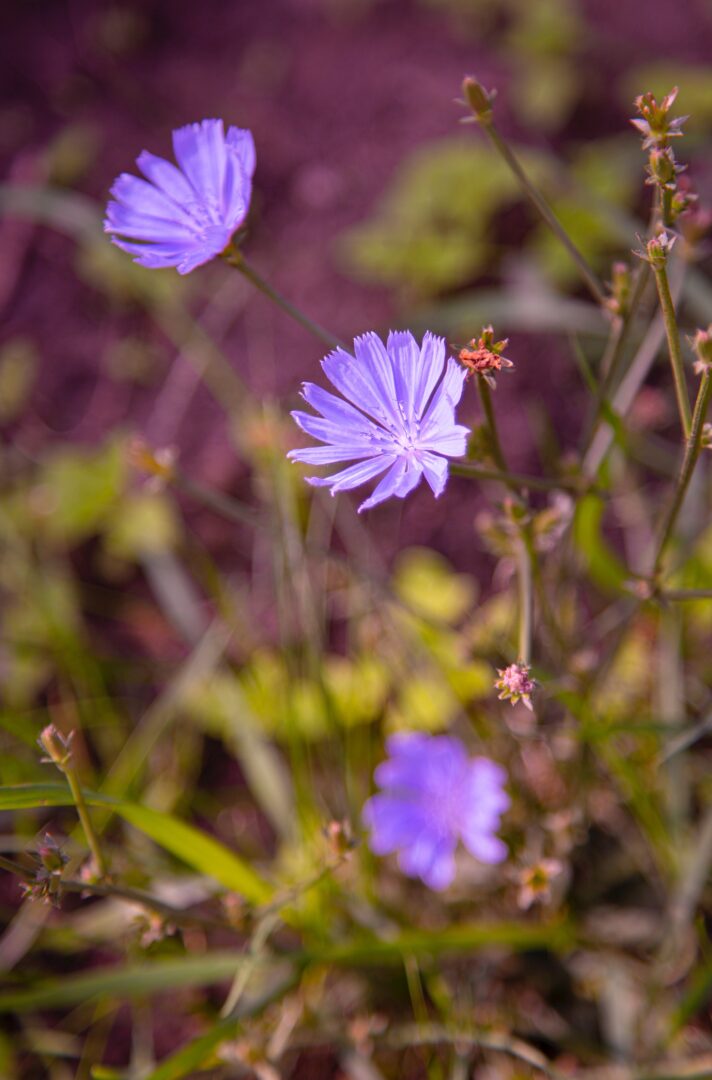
[641,231,675,270]
[38,724,73,768]
[691,326,712,375]
[606,261,631,318]
[37,833,68,874]
[462,76,495,122]
[128,437,177,488]
[646,147,682,190]
[701,422,712,450]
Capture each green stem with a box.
[517,531,534,666]
[476,377,518,489]
[663,588,712,601]
[652,369,712,579]
[477,119,606,307]
[225,247,346,351]
[582,262,651,455]
[63,762,108,877]
[450,462,586,493]
[653,261,692,437]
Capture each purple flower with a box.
[363,733,509,890]
[105,119,255,274]
[288,331,470,512]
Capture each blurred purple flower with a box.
[363,733,509,890]
[288,331,470,512]
[105,119,255,274]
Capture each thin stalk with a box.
[475,376,522,499]
[62,761,107,877]
[517,532,534,666]
[582,262,651,453]
[225,247,345,351]
[652,261,692,437]
[663,588,712,601]
[450,462,587,494]
[476,120,606,307]
[651,369,712,579]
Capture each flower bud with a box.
[458,325,513,386]
[646,147,682,190]
[462,76,495,123]
[606,261,631,317]
[691,326,712,374]
[631,87,687,149]
[37,833,68,874]
[38,724,73,768]
[127,437,177,487]
[642,231,675,270]
[495,662,536,711]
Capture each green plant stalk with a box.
[476,119,606,307]
[652,369,712,579]
[62,761,108,877]
[517,531,534,666]
[652,261,692,437]
[582,262,651,454]
[225,246,345,351]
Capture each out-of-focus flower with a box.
[515,858,564,910]
[288,332,470,512]
[105,119,255,274]
[458,326,513,388]
[363,733,509,890]
[495,663,536,711]
[38,724,73,767]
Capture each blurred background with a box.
[3,1,712,1076]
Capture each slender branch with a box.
[517,532,534,666]
[651,370,712,579]
[662,588,712,601]
[224,246,346,351]
[652,260,692,437]
[445,462,588,493]
[61,764,108,878]
[464,100,605,306]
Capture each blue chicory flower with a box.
[105,119,255,274]
[363,733,509,890]
[288,331,470,512]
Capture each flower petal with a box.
[137,150,197,208]
[419,450,449,497]
[307,454,396,492]
[288,445,380,465]
[299,384,384,439]
[172,119,227,211]
[226,127,256,179]
[357,455,422,513]
[322,344,401,433]
[363,794,428,854]
[386,330,420,426]
[291,409,380,448]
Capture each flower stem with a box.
[63,762,108,878]
[517,531,534,666]
[474,118,606,308]
[476,378,516,488]
[652,369,712,579]
[652,261,692,437]
[450,462,588,494]
[225,247,346,352]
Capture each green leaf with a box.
[145,1019,237,1080]
[0,783,272,903]
[573,494,628,592]
[0,951,260,1013]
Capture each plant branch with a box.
[652,260,692,437]
[651,369,712,579]
[225,247,346,351]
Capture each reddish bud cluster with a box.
[495,662,536,711]
[631,88,687,149]
[458,326,513,388]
